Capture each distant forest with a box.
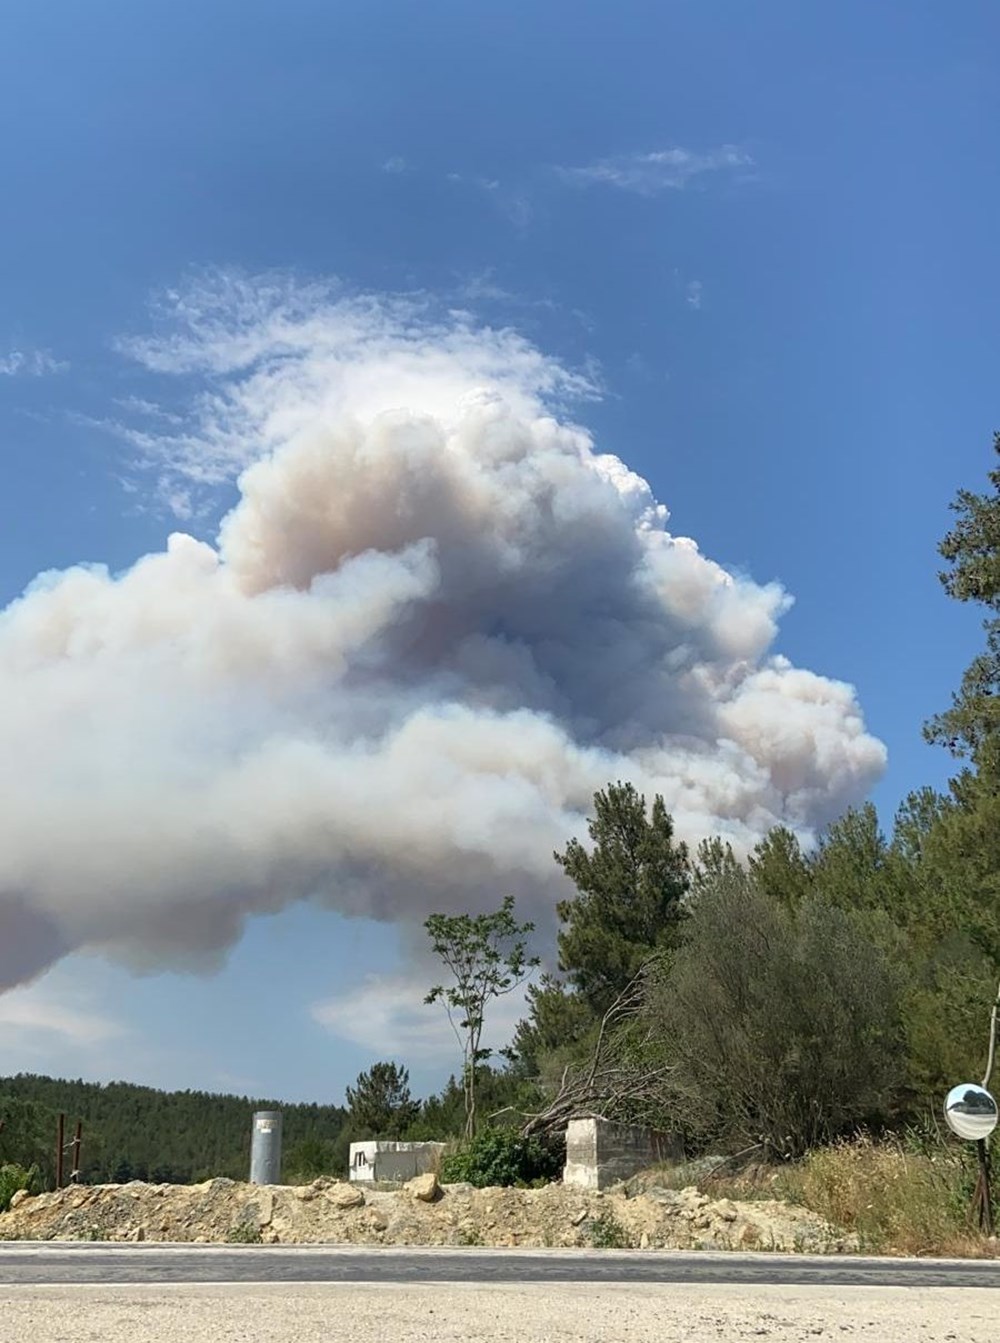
[0,1073,347,1185]
[0,1065,503,1187]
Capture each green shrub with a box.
[648,874,903,1157]
[0,1164,40,1213]
[441,1127,563,1188]
[588,1210,633,1249]
[226,1220,264,1244]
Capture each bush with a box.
[0,1163,40,1213]
[648,870,904,1156]
[782,1133,985,1255]
[441,1127,564,1188]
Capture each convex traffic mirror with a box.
[944,1083,999,1141]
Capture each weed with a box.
[781,1132,987,1256]
[587,1210,634,1249]
[226,1220,264,1244]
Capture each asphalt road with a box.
[2,1243,1000,1288]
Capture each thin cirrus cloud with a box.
[556,145,754,195]
[0,348,67,377]
[446,172,533,229]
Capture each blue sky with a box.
[1,1,998,1107]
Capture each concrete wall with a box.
[349,1140,446,1183]
[563,1116,683,1190]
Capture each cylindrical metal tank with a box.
[249,1109,283,1185]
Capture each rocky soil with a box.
[0,1172,853,1252]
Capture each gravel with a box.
[0,1282,993,1343]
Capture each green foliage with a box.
[748,826,812,908]
[406,1067,537,1142]
[425,896,539,1137]
[345,1062,420,1139]
[555,782,690,1015]
[0,1097,55,1186]
[226,1220,264,1244]
[906,781,1000,966]
[0,1075,346,1185]
[441,1126,563,1188]
[587,1210,633,1249]
[811,804,899,914]
[0,1163,40,1212]
[509,975,596,1077]
[691,835,742,895]
[649,863,904,1156]
[283,1136,342,1183]
[925,432,1000,780]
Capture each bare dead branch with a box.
[513,962,675,1137]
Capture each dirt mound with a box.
[0,1175,853,1252]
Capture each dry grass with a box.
[643,1134,999,1257]
[779,1133,993,1257]
[638,1157,784,1203]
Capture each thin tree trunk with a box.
[465,1033,478,1138]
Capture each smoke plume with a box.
[0,274,885,991]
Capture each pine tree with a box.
[344,1062,420,1138]
[554,782,690,1014]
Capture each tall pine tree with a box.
[554,782,690,1014]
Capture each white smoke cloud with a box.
[0,272,886,994]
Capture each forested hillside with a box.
[0,1074,346,1185]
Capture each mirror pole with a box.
[974,1138,994,1235]
[973,975,1000,1234]
[982,976,1000,1091]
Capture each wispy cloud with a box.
[446,173,533,230]
[685,279,704,310]
[0,976,126,1052]
[115,269,596,509]
[556,145,754,196]
[312,972,529,1063]
[381,156,408,174]
[0,348,67,377]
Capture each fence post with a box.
[70,1121,83,1183]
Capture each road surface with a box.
[1,1241,999,1287]
[5,1247,1000,1342]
